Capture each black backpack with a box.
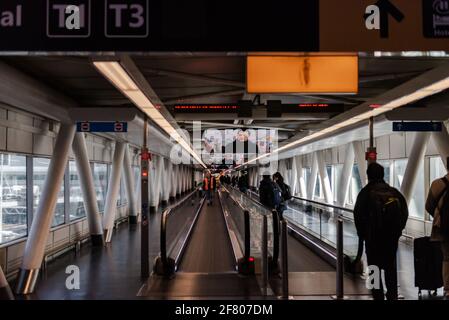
[272,182,282,207]
[279,183,292,201]
[437,178,449,238]
[368,184,408,242]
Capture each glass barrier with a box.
[225,186,275,260]
[247,189,359,259]
[285,198,359,258]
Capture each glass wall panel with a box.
[303,167,311,197]
[332,164,343,203]
[348,164,363,205]
[69,161,85,221]
[0,154,27,244]
[430,157,447,182]
[393,159,425,219]
[93,163,108,213]
[33,158,65,227]
[378,160,391,185]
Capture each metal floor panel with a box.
[138,273,263,299]
[269,271,370,297]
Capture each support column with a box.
[181,166,186,194]
[135,172,141,222]
[149,156,163,212]
[175,165,181,197]
[316,150,333,204]
[296,156,307,198]
[337,143,355,207]
[103,141,126,243]
[123,144,138,224]
[307,153,319,200]
[72,133,104,246]
[170,162,177,200]
[400,132,431,202]
[290,157,298,195]
[0,265,14,300]
[161,158,170,206]
[16,123,76,294]
[432,123,449,167]
[353,141,368,187]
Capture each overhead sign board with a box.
[320,0,449,51]
[392,121,443,132]
[246,55,359,94]
[0,0,447,51]
[76,121,128,133]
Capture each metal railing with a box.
[227,186,287,298]
[245,187,354,299]
[154,188,204,277]
[220,186,254,274]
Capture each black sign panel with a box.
[0,0,319,51]
[393,121,443,132]
[174,105,239,113]
[267,102,345,117]
[423,0,449,38]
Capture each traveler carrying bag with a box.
[413,236,443,298]
[280,183,292,201]
[345,237,365,274]
[437,178,449,238]
[272,182,282,207]
[368,185,408,243]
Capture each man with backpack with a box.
[426,157,449,299]
[259,175,277,209]
[238,171,249,193]
[354,163,408,300]
[273,172,292,219]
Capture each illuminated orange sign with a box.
[246,55,358,94]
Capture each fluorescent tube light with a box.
[93,61,206,168]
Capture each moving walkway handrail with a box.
[228,186,281,273]
[292,196,353,215]
[221,185,252,261]
[160,188,201,272]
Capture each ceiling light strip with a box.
[93,61,206,168]
[237,76,449,169]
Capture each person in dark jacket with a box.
[238,171,249,193]
[259,175,276,209]
[354,162,408,300]
[426,157,449,299]
[273,172,289,218]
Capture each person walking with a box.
[272,172,292,219]
[354,163,408,300]
[426,157,449,299]
[203,173,216,206]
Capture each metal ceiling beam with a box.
[359,70,426,83]
[144,68,246,88]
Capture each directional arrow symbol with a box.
[376,0,405,38]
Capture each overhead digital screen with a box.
[174,105,239,113]
[283,103,345,113]
[246,55,359,94]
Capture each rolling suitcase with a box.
[414,236,443,298]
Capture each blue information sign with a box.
[76,122,128,133]
[392,122,443,132]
